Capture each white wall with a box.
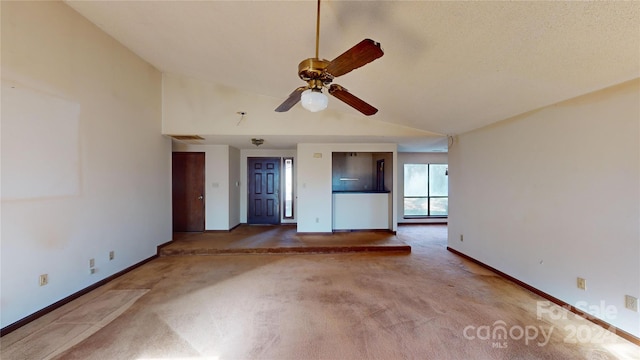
[172,143,241,230]
[1,2,171,328]
[397,152,449,224]
[448,79,640,337]
[297,143,397,233]
[240,149,297,224]
[161,73,442,140]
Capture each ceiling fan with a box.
[274,0,384,116]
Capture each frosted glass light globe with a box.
[300,89,328,112]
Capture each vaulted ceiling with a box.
[65,1,639,151]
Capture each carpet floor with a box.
[1,225,638,359]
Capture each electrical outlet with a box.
[315,217,319,223]
[90,268,96,275]
[89,258,95,268]
[625,295,638,312]
[577,277,586,290]
[109,251,115,261]
[460,234,464,242]
[39,274,48,286]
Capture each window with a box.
[404,164,448,217]
[283,158,294,219]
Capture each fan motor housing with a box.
[298,58,332,87]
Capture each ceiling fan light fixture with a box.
[300,89,328,112]
[274,0,383,115]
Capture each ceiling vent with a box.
[169,135,204,141]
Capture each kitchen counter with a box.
[333,192,390,230]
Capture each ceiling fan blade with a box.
[328,84,378,116]
[275,86,307,112]
[326,39,384,78]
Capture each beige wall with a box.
[1,1,171,328]
[448,79,640,337]
[297,143,398,232]
[161,73,441,139]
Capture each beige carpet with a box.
[2,289,148,360]
[1,226,638,359]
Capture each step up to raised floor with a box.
[159,244,411,256]
[160,225,411,256]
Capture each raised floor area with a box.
[161,224,411,256]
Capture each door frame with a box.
[247,157,282,225]
[172,152,205,232]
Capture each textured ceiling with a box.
[65,0,639,150]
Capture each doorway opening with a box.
[247,157,281,224]
[172,152,205,232]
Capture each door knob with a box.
[198,195,203,200]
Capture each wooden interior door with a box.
[248,157,280,224]
[172,152,205,232]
